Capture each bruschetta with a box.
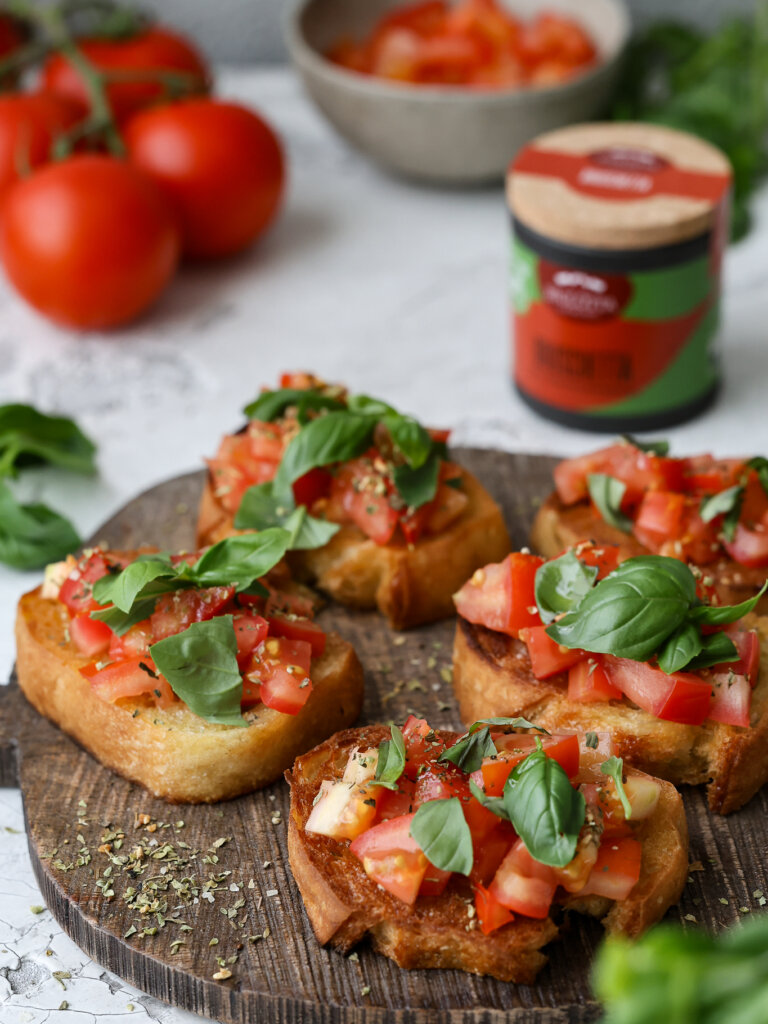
[287,717,688,982]
[197,372,510,629]
[531,438,768,612]
[15,531,364,802]
[452,542,768,814]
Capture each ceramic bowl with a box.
[285,0,631,184]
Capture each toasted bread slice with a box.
[197,466,511,630]
[287,725,688,983]
[531,493,768,613]
[453,613,768,815]
[15,585,364,803]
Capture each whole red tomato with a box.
[0,92,85,202]
[42,26,210,123]
[124,98,285,259]
[1,155,179,329]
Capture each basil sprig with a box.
[0,403,97,478]
[243,387,345,424]
[535,550,599,624]
[700,485,744,542]
[619,435,670,457]
[371,725,406,790]
[471,743,586,868]
[91,529,292,635]
[409,798,473,875]
[600,756,632,819]
[588,474,633,533]
[235,389,444,543]
[438,717,547,775]
[546,554,765,674]
[150,616,247,727]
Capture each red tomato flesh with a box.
[349,813,428,905]
[70,613,112,657]
[453,552,543,637]
[475,883,515,934]
[577,837,642,900]
[519,624,583,679]
[604,656,713,725]
[567,658,622,703]
[473,733,580,796]
[489,838,557,919]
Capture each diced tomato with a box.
[70,613,113,657]
[577,837,642,900]
[738,472,768,527]
[453,552,543,637]
[249,635,314,715]
[724,629,760,687]
[568,657,622,703]
[329,458,400,545]
[632,491,686,550]
[519,624,584,679]
[241,677,262,708]
[247,420,284,463]
[58,551,113,614]
[279,371,322,390]
[149,586,235,641]
[266,612,325,657]
[473,733,580,796]
[489,838,557,919]
[475,882,515,934]
[292,467,332,508]
[376,775,417,820]
[708,671,751,727]
[402,469,469,543]
[554,445,683,508]
[401,715,444,778]
[723,520,768,568]
[82,656,174,708]
[579,782,632,839]
[520,12,596,67]
[108,622,152,661]
[469,822,515,886]
[349,813,429,905]
[263,585,316,619]
[305,765,380,841]
[680,455,745,494]
[233,613,269,659]
[604,656,713,725]
[428,427,451,444]
[419,865,452,896]
[576,730,616,772]
[377,0,447,37]
[570,541,621,579]
[414,762,498,840]
[673,502,721,564]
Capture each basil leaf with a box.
[90,596,160,637]
[535,549,599,624]
[0,481,80,570]
[600,756,632,819]
[588,474,633,532]
[503,749,586,868]
[657,621,703,674]
[468,716,549,734]
[689,582,768,626]
[620,434,670,457]
[150,616,246,727]
[700,485,744,544]
[191,528,291,590]
[382,413,432,469]
[275,411,375,497]
[91,556,175,612]
[346,394,393,418]
[438,726,496,774]
[372,725,406,790]
[685,631,739,671]
[409,797,473,875]
[469,779,510,822]
[234,484,339,549]
[243,387,344,423]
[393,448,440,509]
[746,456,768,498]
[547,556,695,662]
[0,403,96,478]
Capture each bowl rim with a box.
[285,0,632,104]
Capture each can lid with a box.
[508,122,732,250]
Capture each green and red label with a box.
[510,233,723,419]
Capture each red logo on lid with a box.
[588,148,670,173]
[539,262,633,321]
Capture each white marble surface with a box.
[1,65,767,1023]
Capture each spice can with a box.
[507,123,732,431]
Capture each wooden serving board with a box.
[2,449,767,1024]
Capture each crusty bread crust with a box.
[287,725,687,982]
[531,492,768,614]
[197,467,511,630]
[453,614,768,814]
[15,586,364,803]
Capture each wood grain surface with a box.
[1,449,766,1024]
